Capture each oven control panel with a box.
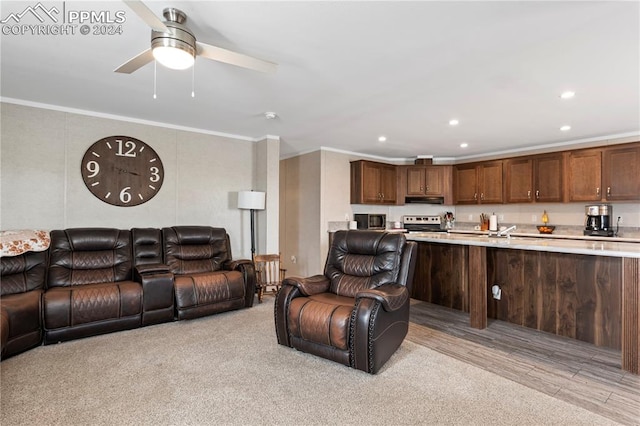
[402,215,442,225]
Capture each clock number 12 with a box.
[116,139,137,157]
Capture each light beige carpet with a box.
[1,299,617,425]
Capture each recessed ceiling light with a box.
[560,91,575,99]
[460,143,469,148]
[560,125,571,131]
[378,136,387,142]
[264,111,277,120]
[449,119,459,126]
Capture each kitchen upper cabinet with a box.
[405,166,447,196]
[505,158,533,203]
[603,145,640,201]
[453,164,478,204]
[567,149,602,202]
[454,161,503,204]
[505,153,564,203]
[351,160,398,205]
[567,143,640,202]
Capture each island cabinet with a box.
[505,153,564,203]
[453,160,503,204]
[567,142,640,202]
[486,249,622,350]
[410,239,640,373]
[410,242,469,311]
[350,160,398,205]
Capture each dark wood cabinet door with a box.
[505,158,533,203]
[568,149,602,201]
[361,161,383,203]
[351,160,398,204]
[479,161,504,204]
[379,163,397,204]
[534,153,564,202]
[424,166,444,196]
[454,164,478,204]
[603,145,640,201]
[406,166,425,195]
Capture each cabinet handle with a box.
[480,192,485,201]
[607,187,611,197]
[596,187,600,196]
[426,185,430,191]
[536,190,540,199]
[474,193,478,200]
[527,190,531,199]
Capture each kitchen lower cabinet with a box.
[412,241,638,373]
[411,242,468,312]
[486,248,622,350]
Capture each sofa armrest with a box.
[133,264,174,326]
[134,263,170,278]
[282,275,330,296]
[223,259,256,308]
[356,284,408,312]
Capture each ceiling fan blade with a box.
[114,48,154,73]
[197,42,277,73]
[123,0,168,32]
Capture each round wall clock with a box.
[81,136,164,207]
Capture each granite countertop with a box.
[405,231,640,258]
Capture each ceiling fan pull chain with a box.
[191,61,195,98]
[153,60,157,99]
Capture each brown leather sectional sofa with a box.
[0,226,255,359]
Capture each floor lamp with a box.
[238,190,266,258]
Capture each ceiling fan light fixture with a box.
[152,45,195,70]
[150,8,196,70]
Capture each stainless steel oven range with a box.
[402,215,446,233]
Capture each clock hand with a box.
[115,167,141,176]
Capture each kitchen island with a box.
[405,231,640,374]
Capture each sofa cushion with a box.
[44,281,142,329]
[174,271,245,309]
[48,228,132,288]
[1,251,46,296]
[163,227,231,275]
[288,294,354,351]
[325,231,406,297]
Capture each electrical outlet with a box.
[618,216,623,224]
[499,214,504,221]
[468,214,473,221]
[532,215,537,223]
[290,255,297,264]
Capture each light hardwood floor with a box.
[407,300,640,425]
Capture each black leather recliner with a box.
[0,250,46,358]
[275,230,417,374]
[44,228,143,344]
[163,226,256,320]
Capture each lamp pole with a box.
[249,208,257,258]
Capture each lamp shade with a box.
[238,191,266,210]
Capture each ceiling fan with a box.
[115,0,277,74]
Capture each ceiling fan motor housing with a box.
[151,8,196,60]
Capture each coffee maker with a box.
[584,204,614,237]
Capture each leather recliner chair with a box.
[0,251,46,358]
[44,228,143,344]
[163,226,255,320]
[275,230,417,374]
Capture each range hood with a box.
[404,196,444,204]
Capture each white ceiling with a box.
[1,1,639,160]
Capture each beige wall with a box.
[0,102,278,259]
[280,151,322,276]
